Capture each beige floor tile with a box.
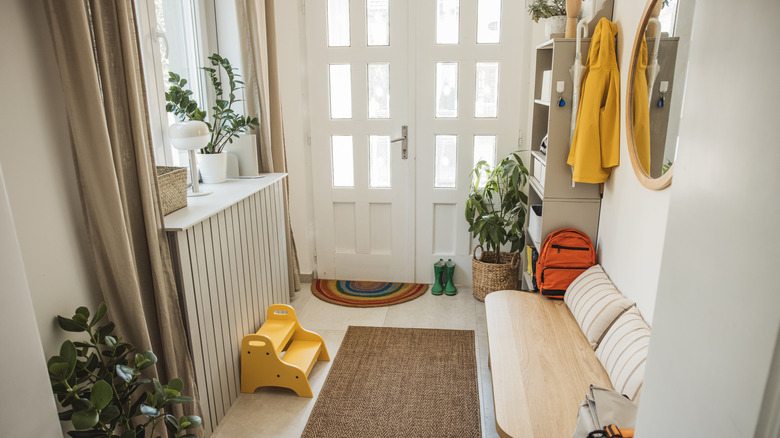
[383,286,479,330]
[295,290,389,332]
[213,284,499,438]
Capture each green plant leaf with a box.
[140,404,160,418]
[58,316,87,332]
[104,336,117,349]
[135,351,158,370]
[165,395,194,405]
[89,303,107,326]
[164,414,180,433]
[167,378,184,393]
[98,404,120,423]
[184,415,202,429]
[120,430,136,438]
[90,380,112,410]
[116,365,137,382]
[72,408,99,430]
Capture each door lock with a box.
[391,125,408,160]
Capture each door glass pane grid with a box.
[435,62,459,118]
[436,0,460,44]
[367,0,389,46]
[328,0,351,46]
[368,63,390,119]
[332,136,355,187]
[473,135,497,187]
[434,135,458,188]
[475,62,499,118]
[369,135,391,188]
[477,0,502,44]
[329,64,353,119]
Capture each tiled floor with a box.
[211,283,499,438]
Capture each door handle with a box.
[390,125,408,160]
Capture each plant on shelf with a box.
[165,53,259,155]
[47,303,201,438]
[527,0,566,22]
[466,152,530,263]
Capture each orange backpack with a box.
[535,228,596,299]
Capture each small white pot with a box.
[197,152,227,184]
[544,15,567,39]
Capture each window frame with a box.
[135,0,217,167]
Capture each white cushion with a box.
[595,307,651,401]
[564,265,635,349]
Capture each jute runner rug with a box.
[301,326,481,438]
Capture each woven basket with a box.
[156,166,187,215]
[472,245,520,301]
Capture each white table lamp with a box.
[169,120,211,196]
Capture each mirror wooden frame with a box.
[626,0,673,190]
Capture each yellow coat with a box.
[633,37,651,174]
[568,18,620,183]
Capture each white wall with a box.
[0,1,100,355]
[635,1,780,436]
[0,164,62,437]
[595,0,672,324]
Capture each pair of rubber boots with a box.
[432,259,457,296]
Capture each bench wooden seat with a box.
[485,290,613,438]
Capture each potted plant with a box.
[47,303,202,437]
[465,152,530,301]
[166,54,259,184]
[528,0,567,38]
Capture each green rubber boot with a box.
[444,259,457,295]
[432,259,445,295]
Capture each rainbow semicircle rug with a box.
[311,280,428,308]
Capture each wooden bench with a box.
[485,290,613,437]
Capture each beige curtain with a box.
[43,0,203,434]
[238,0,301,295]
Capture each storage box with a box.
[540,70,552,103]
[528,204,543,247]
[156,166,188,215]
[533,156,546,187]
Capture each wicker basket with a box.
[472,245,520,301]
[156,166,188,215]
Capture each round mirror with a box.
[626,0,694,189]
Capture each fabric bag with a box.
[573,385,637,438]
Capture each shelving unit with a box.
[522,38,602,290]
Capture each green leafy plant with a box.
[47,303,201,438]
[465,152,530,263]
[527,0,566,23]
[166,53,259,154]
[662,158,673,174]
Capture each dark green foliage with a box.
[48,303,201,437]
[165,54,259,154]
[527,0,566,22]
[465,153,530,263]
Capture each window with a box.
[136,0,210,167]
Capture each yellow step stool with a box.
[240,304,330,397]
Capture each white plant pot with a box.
[544,15,567,39]
[197,152,227,184]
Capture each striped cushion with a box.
[564,265,635,349]
[595,307,651,401]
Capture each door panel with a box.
[307,0,414,282]
[414,0,526,284]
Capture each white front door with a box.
[307,0,414,282]
[307,0,526,284]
